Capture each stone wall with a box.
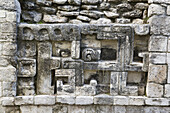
[0,0,170,113]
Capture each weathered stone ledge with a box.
[1,95,170,106]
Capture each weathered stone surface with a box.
[94,94,113,105]
[2,97,14,106]
[20,106,37,113]
[167,5,170,15]
[149,53,166,64]
[76,96,93,105]
[149,35,167,52]
[80,10,104,19]
[164,84,170,97]
[18,58,36,77]
[134,24,150,35]
[100,2,110,10]
[148,0,170,4]
[58,5,79,11]
[41,7,57,14]
[77,15,91,22]
[43,14,68,23]
[58,11,79,17]
[68,0,81,5]
[145,98,169,106]
[22,11,42,23]
[116,18,131,24]
[114,96,129,105]
[82,0,100,5]
[15,96,34,105]
[148,65,167,84]
[56,95,75,104]
[129,96,145,105]
[123,9,142,18]
[148,4,165,17]
[135,3,148,10]
[149,15,170,35]
[104,11,119,18]
[34,95,55,105]
[146,83,163,98]
[53,0,67,4]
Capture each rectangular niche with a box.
[127,71,147,96]
[133,35,149,62]
[101,40,118,61]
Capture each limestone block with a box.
[146,83,163,98]
[168,65,170,83]
[6,12,17,22]
[168,38,170,52]
[37,106,52,113]
[80,10,104,19]
[53,0,67,4]
[68,0,81,5]
[114,96,129,105]
[145,98,169,106]
[53,105,68,113]
[149,53,166,64]
[34,95,55,105]
[68,106,85,113]
[148,4,165,17]
[123,9,142,18]
[94,94,113,105]
[148,0,170,4]
[149,35,167,52]
[0,10,6,18]
[82,0,100,4]
[71,41,80,59]
[104,11,119,18]
[0,66,16,82]
[43,14,68,23]
[149,15,170,35]
[164,84,170,97]
[18,58,36,77]
[110,72,119,95]
[116,18,131,24]
[129,96,145,105]
[134,24,150,35]
[2,81,16,96]
[76,96,93,105]
[2,42,17,56]
[22,11,42,23]
[20,106,37,113]
[96,106,113,113]
[1,23,16,33]
[148,64,167,84]
[85,106,96,113]
[167,6,170,15]
[56,95,75,104]
[15,96,34,105]
[114,106,126,113]
[2,97,14,106]
[0,82,2,97]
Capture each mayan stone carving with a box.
[0,0,170,112]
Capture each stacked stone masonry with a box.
[0,0,170,113]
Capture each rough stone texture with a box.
[146,83,163,98]
[0,0,170,112]
[148,4,165,17]
[148,65,167,84]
